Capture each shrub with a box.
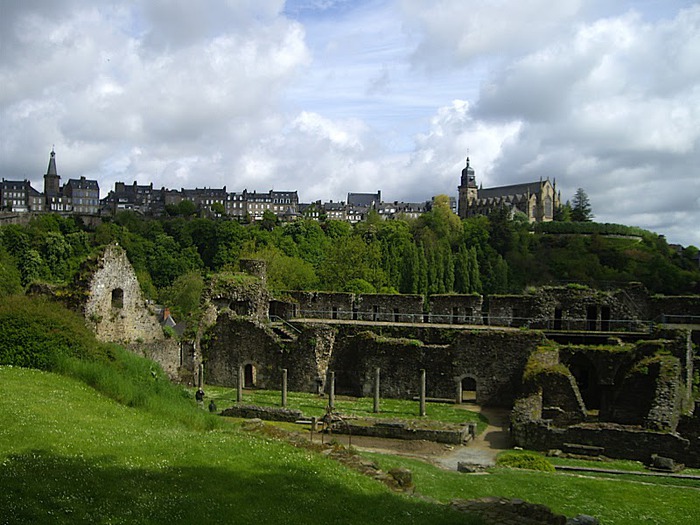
[496,451,555,472]
[0,295,108,369]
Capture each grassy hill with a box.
[0,367,474,525]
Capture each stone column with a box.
[237,364,243,403]
[281,368,288,408]
[455,379,463,404]
[198,363,205,387]
[419,369,426,417]
[373,367,381,413]
[329,371,335,410]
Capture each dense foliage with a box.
[1,201,698,307]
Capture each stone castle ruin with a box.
[65,245,700,467]
[59,243,181,378]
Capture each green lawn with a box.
[365,453,700,525]
[0,366,478,525]
[203,386,488,431]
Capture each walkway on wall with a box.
[436,403,513,470]
[289,318,519,332]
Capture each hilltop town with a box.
[2,151,563,224]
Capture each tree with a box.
[571,188,593,222]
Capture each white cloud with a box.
[1,0,698,248]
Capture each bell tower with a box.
[457,157,477,219]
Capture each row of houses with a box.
[4,151,563,225]
[1,150,450,223]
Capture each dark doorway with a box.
[461,376,477,402]
[111,288,124,309]
[452,307,460,324]
[553,307,563,330]
[568,353,600,410]
[332,306,338,320]
[586,305,598,331]
[393,308,400,322]
[244,364,256,388]
[372,305,379,321]
[601,306,611,331]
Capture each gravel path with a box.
[436,403,513,470]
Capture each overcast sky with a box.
[1,0,698,246]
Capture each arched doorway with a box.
[458,375,477,403]
[244,363,256,388]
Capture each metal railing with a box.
[281,309,661,333]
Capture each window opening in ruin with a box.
[423,312,430,323]
[244,364,256,388]
[332,306,338,320]
[461,376,477,402]
[568,353,601,410]
[372,305,379,322]
[452,307,460,324]
[111,288,124,309]
[601,306,611,331]
[553,307,563,330]
[586,305,598,331]
[231,300,249,316]
[393,308,400,322]
[352,306,358,321]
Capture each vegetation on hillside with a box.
[1,199,698,311]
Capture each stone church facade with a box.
[457,158,561,222]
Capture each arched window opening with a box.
[111,288,124,309]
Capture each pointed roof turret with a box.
[46,148,58,176]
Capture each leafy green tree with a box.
[159,272,205,320]
[554,201,572,221]
[0,247,22,296]
[571,188,593,222]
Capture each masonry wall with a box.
[353,294,425,323]
[428,295,483,324]
[84,244,165,344]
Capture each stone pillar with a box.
[281,368,288,408]
[419,369,426,417]
[329,371,335,410]
[237,364,243,403]
[373,367,381,413]
[456,379,463,404]
[198,363,205,387]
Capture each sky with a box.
[1,0,698,247]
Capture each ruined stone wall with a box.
[513,420,699,467]
[84,244,165,344]
[288,291,354,319]
[488,295,538,327]
[428,295,483,325]
[651,295,700,322]
[353,294,424,323]
[200,314,283,388]
[328,327,543,406]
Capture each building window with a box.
[111,288,124,309]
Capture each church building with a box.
[457,158,560,222]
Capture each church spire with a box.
[47,148,58,176]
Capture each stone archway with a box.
[456,373,478,403]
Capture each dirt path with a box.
[435,402,513,470]
[326,402,513,470]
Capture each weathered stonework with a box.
[69,244,181,377]
[511,333,699,466]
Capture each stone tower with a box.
[457,157,477,219]
[43,149,60,198]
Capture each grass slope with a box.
[0,367,476,525]
[366,454,700,525]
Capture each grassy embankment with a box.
[3,295,700,524]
